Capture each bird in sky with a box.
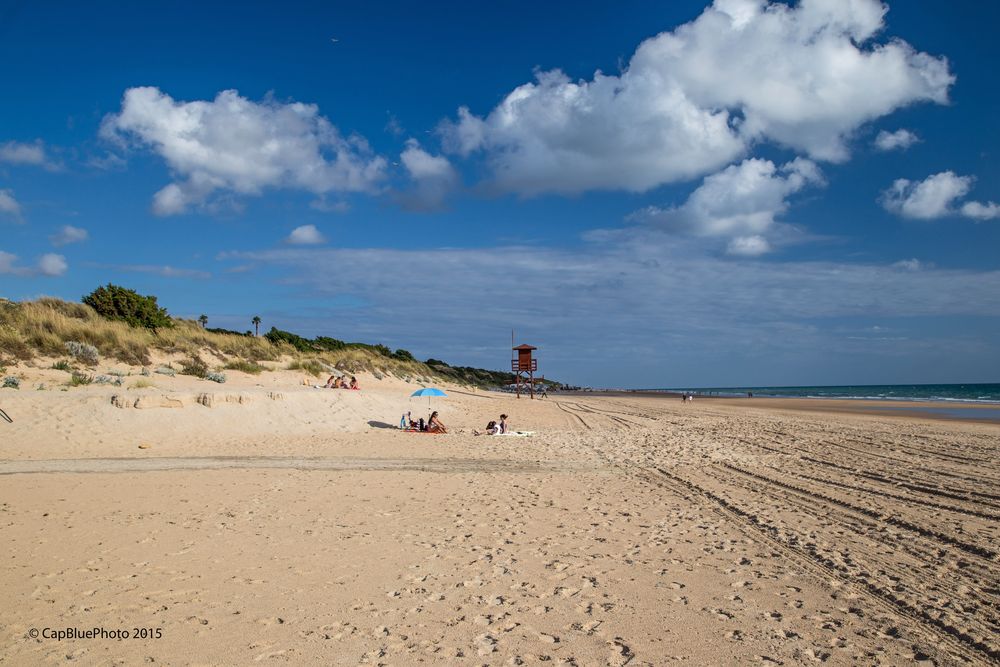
[330,37,339,43]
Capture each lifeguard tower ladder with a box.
[512,344,537,399]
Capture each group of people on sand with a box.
[400,411,510,436]
[324,375,360,390]
[401,410,448,433]
[475,414,508,436]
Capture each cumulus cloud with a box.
[102,87,387,215]
[287,224,326,245]
[396,139,459,211]
[881,171,997,220]
[960,200,1000,221]
[874,129,920,151]
[441,0,952,195]
[0,140,55,169]
[630,158,823,253]
[0,251,67,276]
[49,225,89,247]
[0,188,22,221]
[38,253,68,276]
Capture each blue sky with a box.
[2,0,998,387]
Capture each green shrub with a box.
[206,326,253,337]
[224,359,265,375]
[287,358,325,377]
[179,356,208,378]
[264,327,314,352]
[392,348,415,362]
[51,359,73,372]
[68,372,92,386]
[314,336,348,351]
[82,284,173,330]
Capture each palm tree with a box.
[198,314,208,328]
[252,315,261,337]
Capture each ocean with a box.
[657,383,1000,404]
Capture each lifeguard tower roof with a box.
[513,344,537,350]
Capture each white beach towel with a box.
[497,431,535,437]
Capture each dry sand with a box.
[1,365,998,665]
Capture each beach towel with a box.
[496,431,535,437]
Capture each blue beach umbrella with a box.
[411,387,447,408]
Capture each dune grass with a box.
[0,298,291,367]
[0,297,469,385]
[224,359,267,375]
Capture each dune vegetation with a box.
[0,293,540,388]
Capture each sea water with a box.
[656,383,1000,404]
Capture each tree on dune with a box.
[252,315,261,337]
[198,314,208,328]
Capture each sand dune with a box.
[0,370,997,664]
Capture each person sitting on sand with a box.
[474,420,499,436]
[498,414,508,434]
[349,376,360,390]
[323,375,337,388]
[427,411,447,433]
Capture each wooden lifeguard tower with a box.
[512,343,537,399]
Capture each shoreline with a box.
[561,390,1000,424]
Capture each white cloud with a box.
[0,250,18,273]
[874,129,919,151]
[397,139,459,211]
[217,239,1000,385]
[102,87,387,215]
[880,171,971,219]
[38,253,68,276]
[83,262,210,279]
[86,152,127,171]
[223,240,1000,327]
[49,225,89,247]
[441,0,952,195]
[727,235,771,256]
[309,198,350,214]
[960,200,1000,221]
[0,188,22,221]
[0,251,67,277]
[892,258,925,271]
[0,140,54,168]
[881,171,997,220]
[630,158,822,253]
[287,224,326,245]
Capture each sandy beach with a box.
[1,368,998,665]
